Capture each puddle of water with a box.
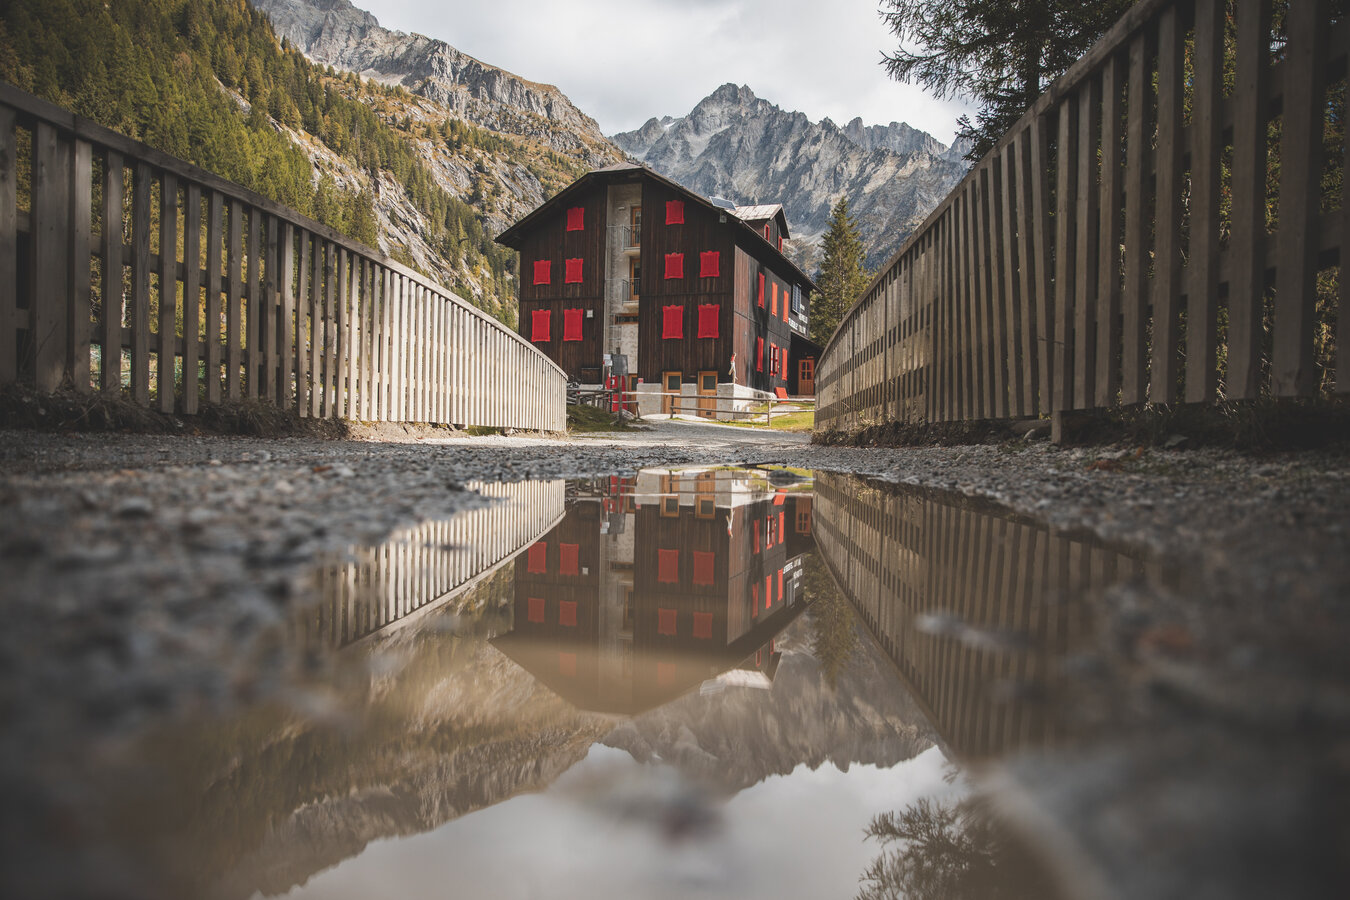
[57,466,1189,899]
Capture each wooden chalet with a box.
[495,164,821,406]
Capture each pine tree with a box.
[811,197,869,345]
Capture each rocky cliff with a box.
[611,84,969,271]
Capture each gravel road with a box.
[2,418,1348,898]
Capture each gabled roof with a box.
[495,164,815,291]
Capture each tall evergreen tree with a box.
[811,197,869,345]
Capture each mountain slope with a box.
[611,84,968,272]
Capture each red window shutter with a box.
[753,518,761,552]
[764,574,772,609]
[562,308,583,342]
[778,568,784,599]
[692,612,713,639]
[774,490,787,505]
[771,282,778,317]
[782,287,789,323]
[756,336,764,372]
[697,304,719,339]
[527,596,545,623]
[527,541,547,573]
[699,250,719,278]
[565,257,583,283]
[566,206,584,231]
[665,200,684,224]
[658,548,679,583]
[779,511,785,537]
[757,272,765,307]
[559,600,577,627]
[777,235,783,251]
[657,608,677,635]
[559,652,577,677]
[662,305,683,339]
[559,542,579,575]
[533,259,551,285]
[693,550,715,586]
[764,223,770,240]
[657,661,675,684]
[664,252,683,279]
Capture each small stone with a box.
[114,497,153,519]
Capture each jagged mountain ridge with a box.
[611,84,969,271]
[252,0,617,163]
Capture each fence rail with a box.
[817,0,1348,433]
[0,83,566,432]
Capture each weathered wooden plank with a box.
[98,150,123,393]
[1271,0,1330,397]
[278,221,294,412]
[295,229,311,416]
[131,162,152,404]
[309,235,323,417]
[225,200,243,400]
[157,172,178,412]
[325,241,338,417]
[244,206,261,399]
[264,216,279,402]
[1096,53,1125,407]
[1227,0,1272,400]
[33,122,72,392]
[1341,70,1350,394]
[1029,114,1054,414]
[182,184,201,414]
[1186,0,1224,403]
[0,108,14,386]
[204,190,223,403]
[335,246,348,418]
[1013,129,1038,416]
[988,155,1010,419]
[1121,31,1151,405]
[1073,79,1099,409]
[346,251,359,417]
[69,139,92,393]
[998,142,1024,416]
[1053,97,1078,413]
[972,170,995,419]
[1150,6,1183,404]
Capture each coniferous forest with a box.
[0,0,543,325]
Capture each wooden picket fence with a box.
[0,82,566,432]
[816,0,1347,433]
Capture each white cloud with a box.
[356,0,975,144]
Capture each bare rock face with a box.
[610,84,970,270]
[251,0,616,162]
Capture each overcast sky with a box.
[356,0,975,145]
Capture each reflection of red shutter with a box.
[780,511,785,537]
[771,282,778,316]
[559,543,579,575]
[699,251,719,278]
[665,200,684,224]
[533,259,551,285]
[697,304,719,339]
[774,491,787,505]
[756,336,764,372]
[664,253,683,279]
[757,272,765,307]
[527,541,547,573]
[562,308,583,341]
[657,608,677,635]
[783,286,789,322]
[778,568,784,600]
[658,548,679,582]
[565,258,583,283]
[693,550,715,585]
[566,206,584,230]
[527,596,545,623]
[693,612,713,639]
[530,310,551,343]
[662,305,683,339]
[765,574,772,608]
[559,600,577,626]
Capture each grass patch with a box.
[722,406,814,432]
[567,403,633,433]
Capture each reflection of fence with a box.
[296,480,566,649]
[812,472,1172,759]
[0,83,565,431]
[817,0,1347,434]
[603,389,813,424]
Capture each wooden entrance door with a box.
[798,358,816,396]
[663,371,681,415]
[697,371,717,418]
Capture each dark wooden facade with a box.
[498,165,817,393]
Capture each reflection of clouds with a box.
[280,745,962,900]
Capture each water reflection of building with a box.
[493,468,816,714]
[812,472,1171,760]
[297,481,567,649]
